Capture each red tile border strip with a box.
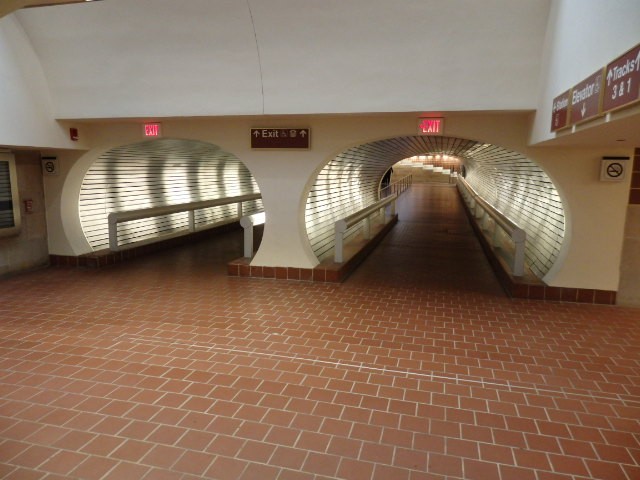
[228,216,399,284]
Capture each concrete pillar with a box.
[244,154,323,269]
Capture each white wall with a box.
[0,15,77,149]
[531,0,640,145]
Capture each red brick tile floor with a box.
[0,183,638,480]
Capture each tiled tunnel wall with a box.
[463,144,565,278]
[79,138,262,251]
[305,136,565,278]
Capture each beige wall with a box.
[38,112,632,291]
[533,147,633,289]
[0,151,49,276]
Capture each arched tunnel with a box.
[77,138,263,251]
[305,136,565,280]
[72,135,565,284]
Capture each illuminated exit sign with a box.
[418,117,444,136]
[143,123,162,137]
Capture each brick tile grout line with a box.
[114,334,639,406]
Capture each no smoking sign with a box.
[600,157,628,182]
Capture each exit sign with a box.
[251,128,310,149]
[143,123,162,137]
[418,118,444,135]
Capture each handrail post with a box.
[492,221,500,246]
[237,202,243,219]
[335,231,345,263]
[108,213,119,251]
[363,217,371,239]
[474,201,481,219]
[334,232,344,263]
[240,212,266,258]
[512,229,526,276]
[188,210,196,232]
[243,224,253,258]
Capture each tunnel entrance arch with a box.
[304,135,566,280]
[78,138,261,251]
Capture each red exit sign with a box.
[143,123,162,137]
[418,118,444,135]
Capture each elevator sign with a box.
[418,118,444,136]
[250,128,310,149]
[568,70,603,126]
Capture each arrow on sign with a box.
[253,130,260,137]
[606,68,613,86]
[581,103,587,118]
[300,130,307,137]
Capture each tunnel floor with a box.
[0,184,639,480]
[346,183,505,296]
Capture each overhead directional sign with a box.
[251,128,310,149]
[552,42,640,132]
[602,43,640,113]
[551,90,571,131]
[568,69,603,126]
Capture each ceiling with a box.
[5,0,639,148]
[12,0,551,119]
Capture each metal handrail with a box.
[108,193,261,251]
[380,174,412,197]
[457,177,526,276]
[334,194,398,263]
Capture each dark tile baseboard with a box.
[228,216,398,284]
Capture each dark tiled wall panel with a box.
[631,148,640,204]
